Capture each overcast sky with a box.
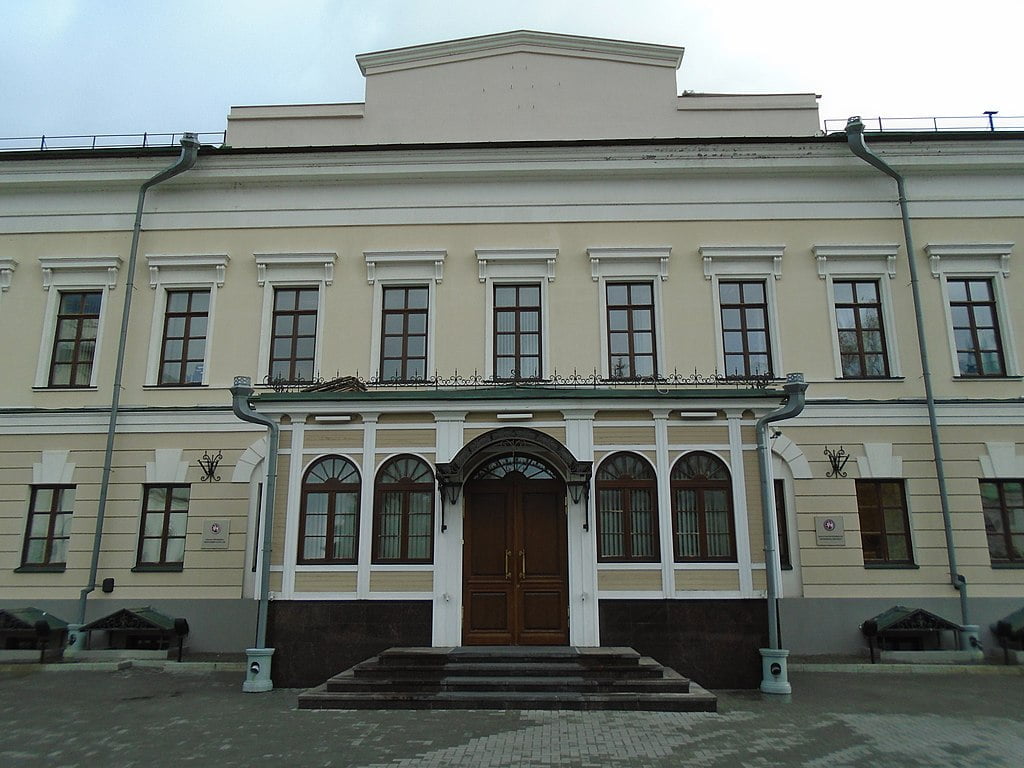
[3,0,1023,140]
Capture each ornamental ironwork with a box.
[824,446,851,479]
[260,368,774,393]
[197,450,223,483]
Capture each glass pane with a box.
[496,311,515,333]
[143,512,163,536]
[406,288,428,309]
[165,538,185,563]
[745,308,766,329]
[886,535,908,561]
[30,513,50,537]
[519,357,540,378]
[167,292,189,312]
[295,338,315,359]
[190,291,210,313]
[859,308,881,330]
[404,312,425,335]
[835,308,856,329]
[520,334,539,355]
[630,283,652,304]
[632,310,652,331]
[381,360,402,380]
[520,311,539,333]
[171,487,190,509]
[633,332,652,354]
[406,359,426,379]
[384,313,404,333]
[55,513,73,537]
[968,280,992,301]
[163,339,184,361]
[634,356,654,377]
[609,332,630,354]
[168,512,188,537]
[49,539,68,564]
[607,284,628,304]
[60,293,83,313]
[723,331,745,353]
[303,536,327,560]
[141,538,162,563]
[949,306,970,327]
[946,280,968,302]
[608,309,628,331]
[382,337,404,357]
[833,282,854,303]
[305,511,327,537]
[407,336,425,357]
[274,290,297,311]
[721,308,742,329]
[53,341,75,364]
[494,286,517,307]
[884,508,906,533]
[33,488,54,512]
[973,306,995,328]
[296,314,317,336]
[297,289,318,310]
[25,539,45,564]
[82,293,102,313]
[747,332,767,353]
[742,282,765,302]
[862,331,883,353]
[520,285,540,305]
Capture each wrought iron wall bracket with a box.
[824,446,850,479]
[197,450,223,482]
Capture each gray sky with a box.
[3,0,1023,139]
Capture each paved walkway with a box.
[1,665,1022,767]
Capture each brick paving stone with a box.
[0,666,1022,767]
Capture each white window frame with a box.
[925,242,1018,378]
[813,244,902,379]
[364,250,445,380]
[145,254,229,387]
[700,245,785,379]
[34,255,121,389]
[254,252,337,384]
[476,248,556,379]
[588,247,670,379]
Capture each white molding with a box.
[699,245,785,280]
[145,448,190,484]
[364,250,446,284]
[587,246,671,282]
[232,436,269,483]
[770,434,812,479]
[856,443,903,478]
[0,257,15,293]
[813,244,899,280]
[39,255,121,291]
[925,242,1013,278]
[33,449,75,485]
[254,252,337,286]
[147,253,229,288]
[980,442,1024,478]
[475,248,557,283]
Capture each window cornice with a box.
[588,246,671,282]
[147,253,229,288]
[255,252,337,286]
[476,248,557,282]
[39,255,121,290]
[926,242,1013,278]
[699,245,784,280]
[813,244,899,280]
[364,250,446,284]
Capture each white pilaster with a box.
[727,411,754,595]
[564,409,599,646]
[356,413,380,598]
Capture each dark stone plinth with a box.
[267,601,432,688]
[599,599,768,689]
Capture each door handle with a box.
[519,549,526,579]
[505,549,512,581]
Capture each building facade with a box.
[1,31,1022,687]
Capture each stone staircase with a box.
[298,646,717,711]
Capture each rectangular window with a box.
[948,278,1006,376]
[136,485,190,569]
[380,286,428,381]
[834,280,890,378]
[49,291,101,387]
[606,282,656,379]
[269,287,317,383]
[720,280,772,377]
[159,289,210,385]
[20,486,74,569]
[774,479,792,570]
[856,480,914,565]
[494,284,542,380]
[980,480,1024,564]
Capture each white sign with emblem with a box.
[814,515,846,547]
[201,519,230,550]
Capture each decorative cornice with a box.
[476,248,558,282]
[587,246,671,282]
[254,252,337,286]
[357,30,683,76]
[699,245,785,280]
[364,250,446,284]
[38,255,121,291]
[147,254,229,288]
[925,242,1013,278]
[812,244,899,280]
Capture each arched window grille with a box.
[469,454,558,480]
[595,452,660,562]
[299,455,360,564]
[670,452,736,562]
[373,455,435,563]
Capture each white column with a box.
[281,417,305,598]
[356,413,380,598]
[727,410,754,594]
[564,409,599,646]
[432,411,466,646]
[652,409,675,597]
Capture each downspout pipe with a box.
[757,373,808,650]
[231,376,279,692]
[845,117,969,627]
[76,134,200,627]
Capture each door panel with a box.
[463,476,568,645]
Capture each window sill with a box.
[14,565,66,573]
[990,561,1024,569]
[834,376,906,382]
[32,386,98,392]
[953,375,1023,381]
[143,384,207,390]
[864,562,919,569]
[131,564,184,573]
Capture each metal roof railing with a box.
[0,131,227,152]
[823,113,1024,134]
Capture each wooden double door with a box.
[463,475,569,645]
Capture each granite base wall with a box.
[599,599,768,689]
[267,600,433,688]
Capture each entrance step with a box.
[298,646,717,712]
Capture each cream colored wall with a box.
[0,431,253,601]
[4,217,1021,409]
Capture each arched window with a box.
[670,452,735,562]
[373,455,435,563]
[299,455,360,564]
[470,454,558,480]
[595,452,659,562]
